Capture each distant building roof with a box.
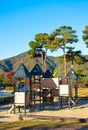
[42,69,53,78]
[13,63,31,78]
[30,64,44,75]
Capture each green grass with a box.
[0,119,88,130]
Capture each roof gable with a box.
[41,78,57,88]
[30,64,44,75]
[13,63,31,78]
[66,69,78,80]
[43,69,53,78]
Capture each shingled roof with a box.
[30,64,44,75]
[66,68,78,80]
[41,78,58,88]
[13,63,31,78]
[42,69,53,78]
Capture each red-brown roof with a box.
[41,78,57,88]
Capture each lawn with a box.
[78,87,88,97]
[0,119,88,130]
[72,87,88,97]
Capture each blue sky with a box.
[0,0,88,60]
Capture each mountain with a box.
[0,52,88,79]
[0,52,58,75]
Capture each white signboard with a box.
[52,78,58,88]
[14,92,25,104]
[59,85,69,96]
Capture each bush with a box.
[5,86,14,91]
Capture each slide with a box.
[8,104,25,114]
[8,105,14,114]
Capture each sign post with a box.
[14,92,26,114]
[59,84,69,109]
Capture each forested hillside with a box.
[0,52,88,85]
[0,52,57,75]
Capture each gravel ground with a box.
[0,100,88,123]
[0,100,88,130]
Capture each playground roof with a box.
[12,63,31,78]
[41,78,57,88]
[42,69,53,78]
[66,68,78,80]
[30,64,44,75]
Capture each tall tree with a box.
[27,41,42,58]
[82,25,88,47]
[47,26,78,78]
[66,47,86,67]
[35,33,49,68]
[27,33,49,71]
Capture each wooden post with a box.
[14,82,16,114]
[30,77,32,111]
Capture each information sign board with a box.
[59,85,69,96]
[14,92,25,104]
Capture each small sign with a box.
[14,92,25,104]
[59,85,69,96]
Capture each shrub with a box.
[5,86,14,91]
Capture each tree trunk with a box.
[63,47,67,83]
[42,50,47,72]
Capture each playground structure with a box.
[9,63,78,114]
[66,68,78,99]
